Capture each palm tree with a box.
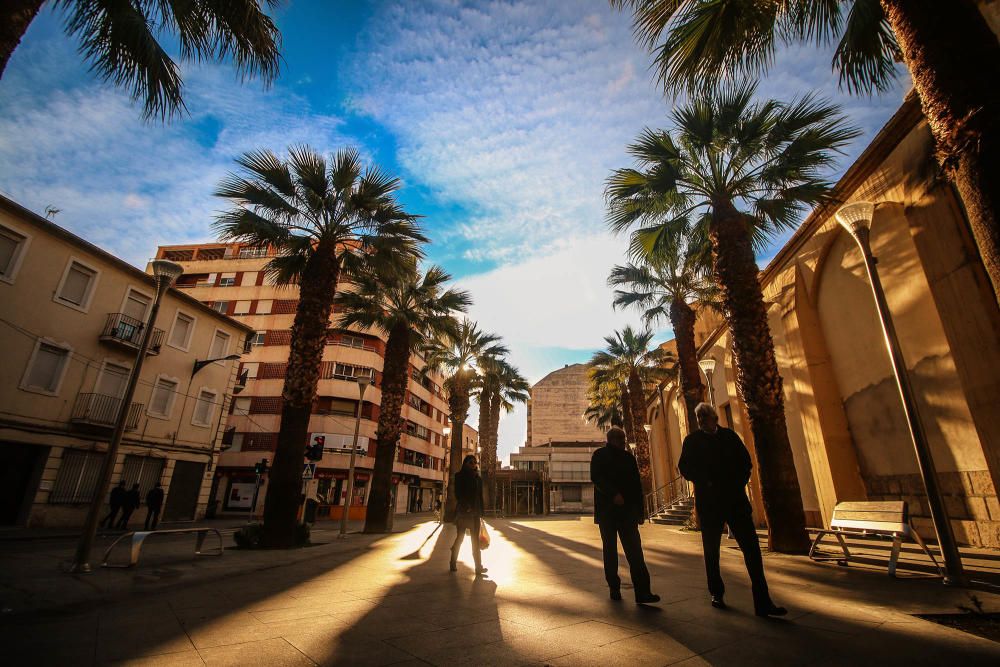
[424,319,507,516]
[589,326,671,492]
[335,263,471,534]
[612,0,1000,307]
[475,356,530,509]
[215,145,426,548]
[584,380,624,431]
[605,84,857,553]
[1,1,282,121]
[608,231,718,434]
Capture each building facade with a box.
[153,243,452,519]
[0,196,251,528]
[510,443,601,514]
[527,363,606,447]
[646,96,1000,548]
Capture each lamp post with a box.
[698,358,717,407]
[339,375,371,538]
[70,259,183,572]
[836,201,964,585]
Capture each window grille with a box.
[50,450,104,503]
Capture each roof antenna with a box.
[44,205,61,220]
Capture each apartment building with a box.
[153,243,452,518]
[0,196,252,528]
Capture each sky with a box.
[0,0,908,464]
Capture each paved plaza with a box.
[2,516,999,666]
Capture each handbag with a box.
[479,521,491,549]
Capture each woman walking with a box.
[450,455,487,575]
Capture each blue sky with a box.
[0,1,908,462]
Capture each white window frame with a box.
[191,387,218,427]
[19,337,73,396]
[53,256,100,313]
[94,358,132,397]
[0,222,32,285]
[232,396,251,416]
[242,362,259,379]
[250,331,265,346]
[208,328,231,363]
[119,286,153,322]
[256,299,272,315]
[147,373,180,420]
[211,301,229,314]
[234,300,251,315]
[167,310,197,352]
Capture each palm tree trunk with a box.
[709,205,810,553]
[670,297,704,433]
[262,244,339,548]
[0,0,43,80]
[364,323,411,533]
[476,386,492,508]
[620,387,634,441]
[445,373,471,516]
[881,0,1000,306]
[627,370,652,493]
[486,392,502,510]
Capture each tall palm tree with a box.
[605,84,857,553]
[608,230,718,434]
[612,0,1000,307]
[475,356,529,509]
[1,1,283,121]
[589,326,671,492]
[335,263,471,534]
[215,145,426,548]
[587,364,632,439]
[424,319,507,516]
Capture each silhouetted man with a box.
[145,482,164,531]
[679,403,786,617]
[117,483,141,530]
[591,424,660,604]
[101,480,126,528]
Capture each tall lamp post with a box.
[339,375,371,537]
[70,259,183,572]
[836,201,964,585]
[698,358,717,407]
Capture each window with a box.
[256,300,272,315]
[340,334,366,349]
[211,301,229,314]
[219,274,236,287]
[561,486,582,503]
[192,389,217,426]
[242,362,259,379]
[121,289,151,322]
[331,363,374,381]
[240,271,258,286]
[95,361,130,399]
[0,224,29,283]
[148,376,178,418]
[232,397,251,416]
[168,311,195,350]
[21,340,71,394]
[55,259,98,310]
[234,301,251,315]
[239,246,268,258]
[209,330,231,359]
[49,450,103,503]
[250,331,265,346]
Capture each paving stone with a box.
[198,637,316,666]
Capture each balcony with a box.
[71,393,142,431]
[99,313,165,355]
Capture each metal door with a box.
[162,460,205,521]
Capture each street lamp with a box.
[836,201,964,585]
[70,259,183,572]
[192,353,241,377]
[339,375,371,538]
[698,358,717,407]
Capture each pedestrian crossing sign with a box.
[302,463,317,479]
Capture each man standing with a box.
[145,482,165,531]
[117,483,141,530]
[101,480,126,529]
[591,424,660,604]
[679,403,786,617]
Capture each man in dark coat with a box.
[678,402,786,617]
[591,424,659,604]
[101,480,126,528]
[145,482,165,531]
[450,455,487,575]
[117,483,141,530]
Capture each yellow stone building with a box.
[646,95,1000,548]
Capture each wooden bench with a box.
[101,528,224,568]
[809,501,943,577]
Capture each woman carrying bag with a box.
[450,455,488,575]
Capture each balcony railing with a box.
[71,393,142,430]
[99,313,164,354]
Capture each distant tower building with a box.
[527,363,606,447]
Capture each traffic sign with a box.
[302,462,317,479]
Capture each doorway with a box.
[163,460,206,521]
